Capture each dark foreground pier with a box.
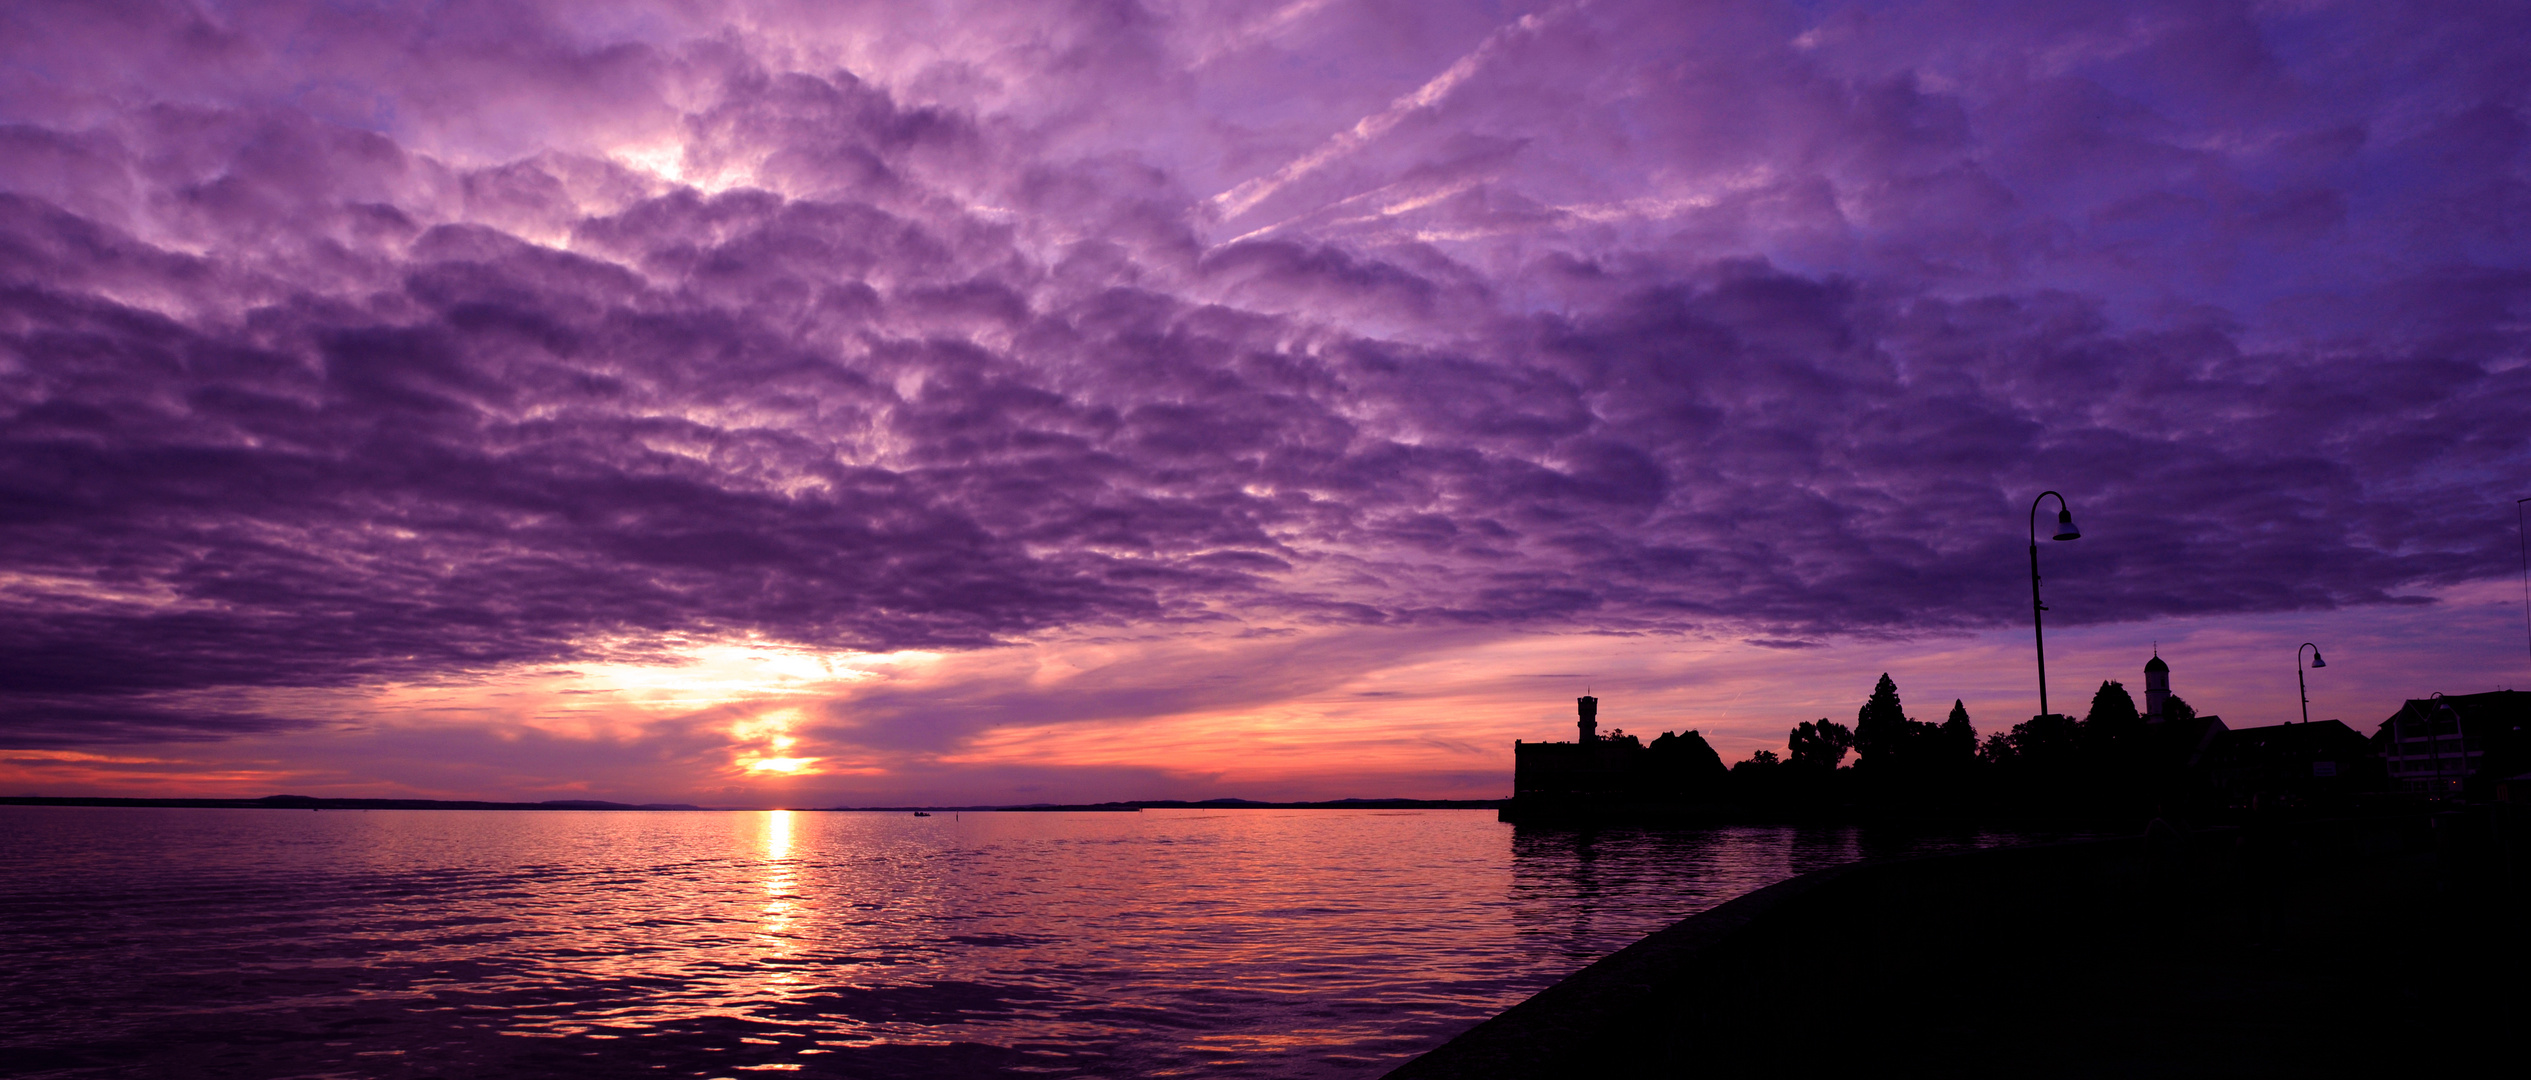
[1390,811,2526,1078]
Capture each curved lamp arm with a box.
[2031,491,2080,544]
[2027,491,2081,719]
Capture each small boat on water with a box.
[912,811,932,817]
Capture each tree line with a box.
[1713,673,2205,817]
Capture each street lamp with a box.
[2297,642,2326,725]
[2029,491,2081,719]
[2516,497,2530,665]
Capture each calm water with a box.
[0,808,2060,1078]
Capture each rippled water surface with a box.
[1,807,2060,1078]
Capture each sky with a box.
[3,0,2528,806]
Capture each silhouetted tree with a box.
[2082,680,2146,769]
[1648,728,1729,800]
[2136,690,2213,816]
[1854,675,1957,806]
[1728,749,1784,805]
[1979,731,2016,767]
[1939,699,1978,766]
[1986,710,2075,811]
[1787,718,1854,771]
[2160,693,2197,727]
[2083,680,2141,736]
[1852,673,1910,768]
[2001,711,2083,773]
[1703,675,2221,821]
[2075,680,2149,811]
[1650,728,1727,772]
[1736,749,1781,770]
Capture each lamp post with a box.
[2296,642,2326,725]
[2517,497,2529,665]
[2028,491,2082,719]
[2428,692,2460,800]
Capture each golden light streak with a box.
[340,638,933,745]
[744,758,819,774]
[733,709,824,776]
[764,808,793,861]
[756,810,802,1000]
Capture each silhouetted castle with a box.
[1503,695,1727,822]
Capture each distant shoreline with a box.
[0,795,1508,813]
[0,795,710,812]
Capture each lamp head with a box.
[2051,508,2081,542]
[2309,648,2325,668]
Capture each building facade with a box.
[2372,691,2529,799]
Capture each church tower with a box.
[2143,649,2170,722]
[1577,695,1599,743]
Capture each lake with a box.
[0,807,2063,1078]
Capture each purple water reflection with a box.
[0,807,2067,1077]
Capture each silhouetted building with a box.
[2372,691,2531,800]
[2205,720,2382,807]
[1505,696,1726,822]
[2143,649,2170,720]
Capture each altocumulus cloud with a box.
[1,0,2527,749]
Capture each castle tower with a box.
[1577,695,1599,743]
[2143,649,2170,722]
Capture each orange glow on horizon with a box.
[7,580,2524,805]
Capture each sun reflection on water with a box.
[758,810,800,1000]
[765,807,793,862]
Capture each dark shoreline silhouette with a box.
[1503,663,2528,829]
[1391,807,2529,1077]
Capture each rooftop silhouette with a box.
[1503,649,2521,825]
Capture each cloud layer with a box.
[3,0,2527,764]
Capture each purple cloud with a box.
[2,0,2527,754]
